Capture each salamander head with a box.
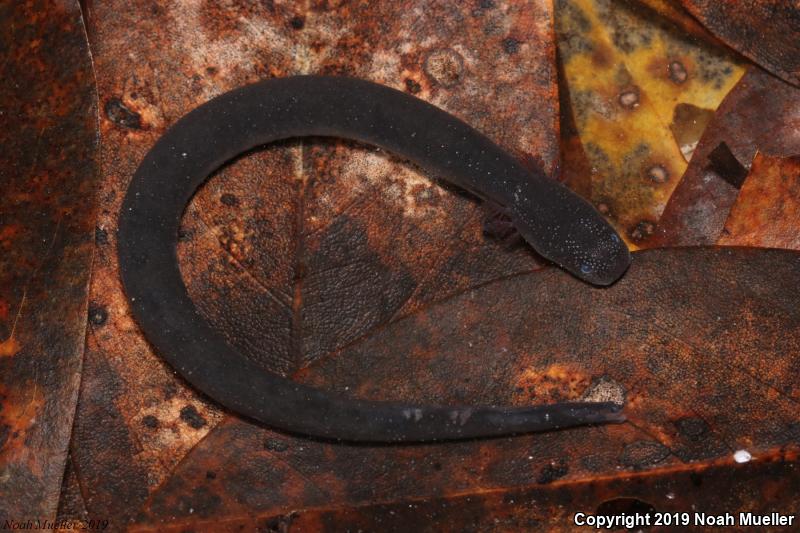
[509,183,631,286]
[559,215,631,286]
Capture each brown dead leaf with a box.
[283,449,800,531]
[631,0,728,47]
[127,247,800,530]
[0,0,98,521]
[681,0,800,87]
[719,153,800,249]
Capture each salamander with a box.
[117,76,630,442]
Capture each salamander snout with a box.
[572,227,631,286]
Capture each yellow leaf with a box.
[556,0,745,248]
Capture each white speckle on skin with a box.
[733,449,752,463]
[404,408,423,422]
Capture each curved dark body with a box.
[117,76,628,442]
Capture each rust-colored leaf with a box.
[680,0,800,87]
[651,68,800,246]
[68,0,561,526]
[718,153,800,249]
[129,247,800,530]
[0,0,98,521]
[191,453,800,532]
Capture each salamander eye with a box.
[580,263,593,274]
